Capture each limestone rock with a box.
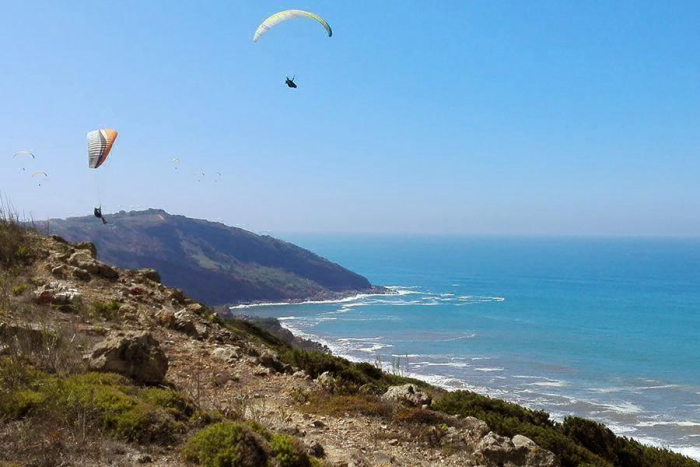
[88,331,168,385]
[34,282,82,308]
[258,350,284,372]
[136,268,161,283]
[73,241,97,257]
[72,267,91,281]
[155,309,176,328]
[212,346,241,363]
[50,264,67,277]
[381,384,431,408]
[173,309,208,338]
[50,234,68,244]
[68,250,119,280]
[512,435,559,467]
[168,288,187,304]
[474,432,518,466]
[315,371,342,392]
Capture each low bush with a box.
[87,301,121,321]
[435,391,700,467]
[11,283,28,296]
[562,416,700,467]
[181,422,270,467]
[182,421,322,467]
[278,347,427,393]
[0,358,192,444]
[271,434,312,467]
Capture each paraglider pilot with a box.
[94,207,108,225]
[285,76,297,88]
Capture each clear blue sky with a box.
[1,1,699,236]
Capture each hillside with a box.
[42,209,378,306]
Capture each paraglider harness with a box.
[285,75,297,88]
[94,207,107,225]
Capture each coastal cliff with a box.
[1,220,698,467]
[40,209,380,306]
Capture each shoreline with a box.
[229,301,700,461]
[227,285,393,310]
[274,318,700,461]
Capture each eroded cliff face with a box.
[42,209,377,306]
[0,231,561,467]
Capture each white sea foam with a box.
[229,291,388,310]
[357,343,393,353]
[474,367,504,372]
[637,420,700,428]
[530,381,568,388]
[600,401,642,414]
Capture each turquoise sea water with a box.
[232,236,700,458]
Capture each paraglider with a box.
[172,158,180,169]
[253,10,332,42]
[253,10,331,88]
[31,171,48,186]
[94,207,107,225]
[87,129,118,169]
[87,129,118,224]
[13,151,35,172]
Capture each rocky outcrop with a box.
[439,416,491,452]
[136,268,161,283]
[473,432,559,467]
[34,281,82,310]
[88,331,168,384]
[382,384,432,408]
[512,435,559,467]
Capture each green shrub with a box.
[191,410,225,427]
[435,391,609,467]
[181,422,269,467]
[562,416,700,467]
[242,420,272,441]
[270,434,311,467]
[140,387,196,420]
[11,283,28,296]
[434,391,700,467]
[88,301,122,320]
[0,389,45,418]
[0,359,193,444]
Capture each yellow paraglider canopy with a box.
[253,10,332,42]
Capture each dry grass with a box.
[301,393,393,419]
[0,199,35,269]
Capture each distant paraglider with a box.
[285,76,297,88]
[253,10,332,42]
[13,151,35,172]
[172,158,180,169]
[32,171,48,186]
[87,129,118,224]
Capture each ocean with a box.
[231,235,700,459]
